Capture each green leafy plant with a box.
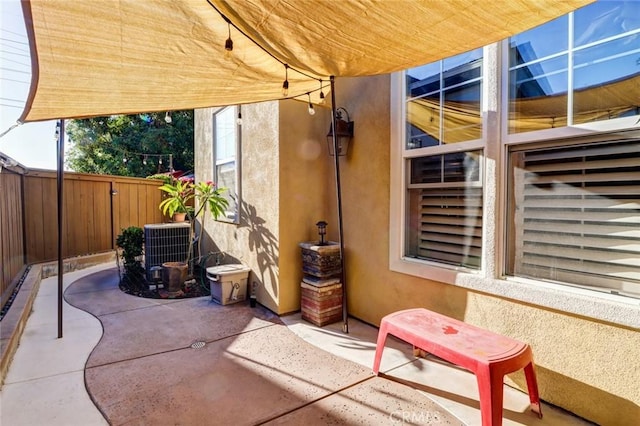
[115,226,145,287]
[155,175,229,269]
[157,177,193,217]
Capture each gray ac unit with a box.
[144,223,191,281]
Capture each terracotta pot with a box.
[172,212,187,222]
[162,261,188,293]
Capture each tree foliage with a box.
[66,111,194,177]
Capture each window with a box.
[407,48,483,147]
[506,138,640,298]
[508,0,640,133]
[406,151,483,268]
[403,48,484,270]
[213,106,240,223]
[504,0,640,298]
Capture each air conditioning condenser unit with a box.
[144,222,191,281]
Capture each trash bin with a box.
[206,264,251,305]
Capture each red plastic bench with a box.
[373,308,542,426]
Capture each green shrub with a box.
[116,226,145,285]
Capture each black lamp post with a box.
[316,220,327,245]
[326,107,354,156]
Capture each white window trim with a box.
[213,105,241,224]
[389,45,640,329]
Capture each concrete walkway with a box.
[0,263,591,425]
[0,265,109,425]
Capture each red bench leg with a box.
[373,321,389,374]
[524,362,543,418]
[476,367,505,426]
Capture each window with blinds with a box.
[506,138,640,298]
[406,151,483,269]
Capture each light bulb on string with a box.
[164,112,172,124]
[159,156,163,165]
[282,64,289,97]
[237,108,242,125]
[307,93,315,116]
[319,80,326,105]
[122,156,127,163]
[224,20,233,60]
[143,155,148,165]
[54,120,61,141]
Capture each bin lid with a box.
[206,264,251,275]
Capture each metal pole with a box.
[56,119,65,339]
[329,76,348,334]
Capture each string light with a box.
[237,107,242,125]
[213,10,329,103]
[224,18,233,60]
[319,80,326,104]
[164,112,172,124]
[54,120,61,141]
[106,145,176,171]
[282,64,289,97]
[307,93,315,116]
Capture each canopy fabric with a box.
[20,0,592,122]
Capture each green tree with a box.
[66,111,194,177]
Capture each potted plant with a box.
[171,205,190,222]
[155,175,229,291]
[157,177,191,223]
[115,226,145,291]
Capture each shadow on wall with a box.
[508,364,639,425]
[239,201,279,299]
[197,201,280,301]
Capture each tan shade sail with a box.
[19,0,592,122]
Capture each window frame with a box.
[399,47,488,276]
[213,105,241,224]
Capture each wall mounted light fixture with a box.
[326,107,354,156]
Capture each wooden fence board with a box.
[42,176,59,261]
[93,182,112,253]
[0,172,25,306]
[23,176,45,263]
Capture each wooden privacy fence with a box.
[1,167,166,308]
[0,168,24,309]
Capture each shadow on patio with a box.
[0,263,592,425]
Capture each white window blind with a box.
[406,151,483,269]
[508,139,640,298]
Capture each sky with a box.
[1,0,59,170]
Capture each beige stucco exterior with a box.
[195,100,335,314]
[195,75,640,425]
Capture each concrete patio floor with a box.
[0,263,592,425]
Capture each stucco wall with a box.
[277,100,337,314]
[195,100,333,314]
[195,103,281,313]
